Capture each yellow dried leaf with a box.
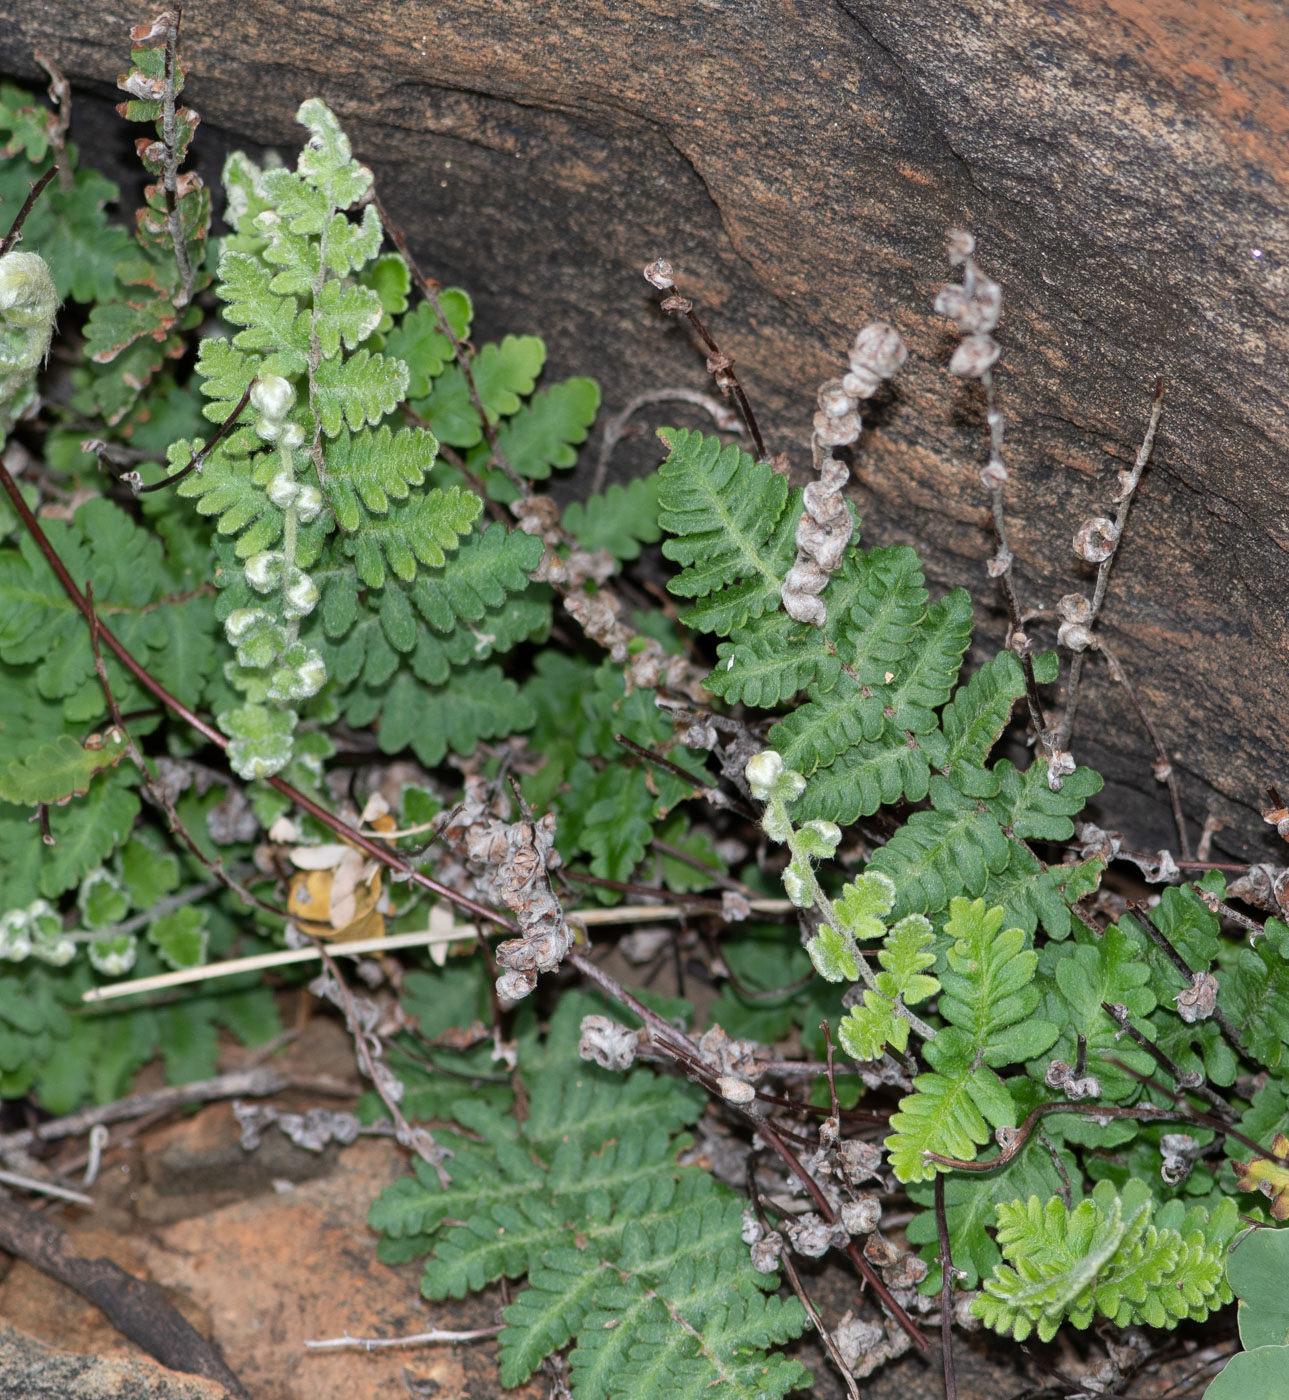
[287,866,385,943]
[1233,1134,1289,1221]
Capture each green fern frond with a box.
[761,544,930,769]
[790,725,932,823]
[923,646,1031,774]
[406,594,551,682]
[473,334,546,420]
[0,87,133,306]
[709,623,836,708]
[322,424,439,530]
[837,913,938,1059]
[561,764,655,885]
[346,663,534,767]
[768,671,885,774]
[836,543,928,683]
[494,376,601,480]
[885,898,1056,1182]
[866,780,1012,918]
[215,250,309,370]
[906,1133,1079,1289]
[885,1065,996,1186]
[983,759,1104,840]
[883,587,973,733]
[564,1199,808,1400]
[1030,920,1156,1106]
[973,1179,1236,1341]
[312,347,407,434]
[1218,917,1289,1068]
[0,498,212,718]
[978,846,1105,941]
[657,428,794,631]
[173,438,283,557]
[0,733,130,806]
[763,574,968,817]
[368,993,805,1395]
[410,521,545,629]
[383,292,472,396]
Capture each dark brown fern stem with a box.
[0,167,57,256]
[643,258,768,461]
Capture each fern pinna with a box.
[369,993,811,1399]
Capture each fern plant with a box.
[972,1178,1236,1340]
[369,991,811,1399]
[883,897,1058,1182]
[658,425,1105,941]
[0,84,610,1107]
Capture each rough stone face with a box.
[0,1321,234,1400]
[1,0,1285,856]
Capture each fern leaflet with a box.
[885,898,1057,1182]
[973,1179,1236,1340]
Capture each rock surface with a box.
[1,0,1285,855]
[0,1115,543,1400]
[0,1320,233,1400]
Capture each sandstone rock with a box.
[1,1,1284,855]
[0,1320,233,1400]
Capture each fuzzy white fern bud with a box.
[296,650,327,695]
[294,484,324,522]
[782,863,810,907]
[0,250,58,324]
[28,901,75,966]
[88,933,138,976]
[282,569,320,619]
[223,606,267,646]
[745,750,785,800]
[0,250,59,438]
[270,649,326,701]
[251,374,296,423]
[779,769,807,802]
[0,907,32,961]
[266,471,300,509]
[803,820,842,857]
[244,551,283,593]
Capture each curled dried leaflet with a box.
[783,322,908,626]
